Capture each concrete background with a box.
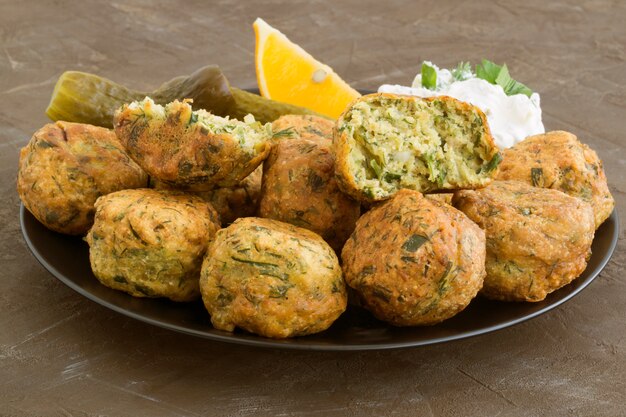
[1,0,625,415]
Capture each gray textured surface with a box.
[1,0,625,416]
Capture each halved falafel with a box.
[334,93,501,202]
[114,97,271,190]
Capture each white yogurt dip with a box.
[379,63,545,149]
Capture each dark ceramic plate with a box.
[20,205,618,351]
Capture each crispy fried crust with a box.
[341,189,486,326]
[453,180,595,302]
[424,193,454,205]
[114,98,271,190]
[85,189,220,302]
[200,217,347,338]
[17,121,148,235]
[271,114,334,142]
[152,166,262,226]
[497,130,614,229]
[259,138,360,252]
[334,93,500,203]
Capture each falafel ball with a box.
[259,138,360,252]
[17,121,148,235]
[496,130,614,229]
[453,180,595,302]
[114,97,271,190]
[152,166,263,226]
[85,188,220,302]
[271,114,334,142]
[200,217,347,338]
[341,189,486,326]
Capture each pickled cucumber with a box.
[46,65,325,127]
[229,88,326,123]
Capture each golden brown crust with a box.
[341,189,485,326]
[152,166,262,226]
[497,130,614,228]
[424,193,454,205]
[196,166,262,225]
[334,93,500,203]
[453,180,595,302]
[114,99,271,190]
[199,217,347,338]
[271,114,334,142]
[85,188,220,302]
[17,121,148,235]
[259,138,360,252]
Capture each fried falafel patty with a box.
[259,138,360,252]
[153,166,262,226]
[341,189,486,326]
[271,114,334,142]
[334,93,501,202]
[496,131,614,229]
[17,121,148,235]
[114,97,271,190]
[200,217,347,338]
[453,181,595,302]
[424,193,454,205]
[86,189,220,302]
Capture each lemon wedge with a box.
[254,18,360,119]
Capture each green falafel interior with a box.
[337,93,501,200]
[124,97,273,152]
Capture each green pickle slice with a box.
[229,88,325,123]
[46,65,325,127]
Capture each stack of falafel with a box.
[17,93,614,339]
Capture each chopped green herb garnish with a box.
[370,159,383,178]
[134,284,153,295]
[113,275,127,284]
[37,140,57,149]
[306,170,325,192]
[531,167,544,187]
[475,59,532,97]
[482,152,502,173]
[451,61,472,81]
[402,234,428,252]
[216,289,234,306]
[359,265,376,277]
[269,283,294,299]
[383,172,402,182]
[475,59,501,84]
[272,127,296,139]
[371,285,392,303]
[128,222,147,245]
[421,62,437,90]
[437,261,453,296]
[230,256,278,269]
[304,126,324,136]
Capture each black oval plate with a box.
[20,205,618,351]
